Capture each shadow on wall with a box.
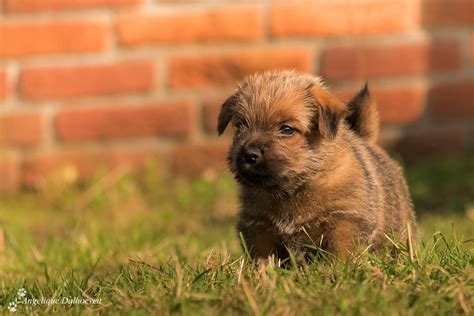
[392,0,474,163]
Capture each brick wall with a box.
[1,0,473,192]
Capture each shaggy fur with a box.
[218,70,417,259]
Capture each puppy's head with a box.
[218,70,347,194]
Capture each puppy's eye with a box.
[279,125,296,136]
[234,122,243,130]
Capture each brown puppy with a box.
[218,70,416,260]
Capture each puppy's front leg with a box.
[326,220,368,258]
[238,223,279,259]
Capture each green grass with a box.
[0,156,473,315]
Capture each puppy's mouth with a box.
[234,160,277,187]
[236,169,273,186]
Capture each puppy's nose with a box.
[243,149,262,165]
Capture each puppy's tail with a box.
[345,84,379,143]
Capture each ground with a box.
[0,155,473,315]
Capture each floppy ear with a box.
[311,85,347,140]
[217,93,238,135]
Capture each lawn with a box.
[0,155,473,315]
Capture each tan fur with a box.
[218,70,416,260]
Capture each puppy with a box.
[218,70,417,260]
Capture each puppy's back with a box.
[343,85,416,245]
[364,141,416,246]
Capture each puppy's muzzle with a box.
[243,147,262,165]
[235,139,272,184]
[239,139,266,167]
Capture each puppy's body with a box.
[218,71,416,259]
[237,125,415,258]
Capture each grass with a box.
[0,156,473,315]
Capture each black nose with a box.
[243,149,261,165]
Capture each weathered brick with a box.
[20,60,155,100]
[394,126,468,164]
[22,148,162,187]
[423,0,474,27]
[0,152,20,193]
[0,20,109,58]
[7,0,142,12]
[374,87,427,124]
[118,5,263,45]
[172,141,230,176]
[202,96,228,132]
[470,35,474,63]
[271,0,420,38]
[55,102,193,141]
[0,70,9,101]
[430,81,474,118]
[0,112,43,146]
[322,40,460,80]
[169,48,312,89]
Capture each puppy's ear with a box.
[345,83,379,142]
[217,93,238,135]
[311,85,347,140]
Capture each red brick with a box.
[0,70,9,101]
[423,0,474,27]
[338,86,427,124]
[169,48,312,89]
[0,152,20,193]
[374,87,427,124]
[22,148,162,187]
[0,112,43,146]
[172,141,230,176]
[55,102,193,141]
[430,81,474,118]
[8,0,142,12]
[322,40,460,80]
[0,20,109,58]
[394,126,468,164]
[271,0,420,38]
[202,96,228,132]
[118,5,263,45]
[331,85,427,126]
[20,60,155,100]
[203,102,219,132]
[470,35,474,63]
